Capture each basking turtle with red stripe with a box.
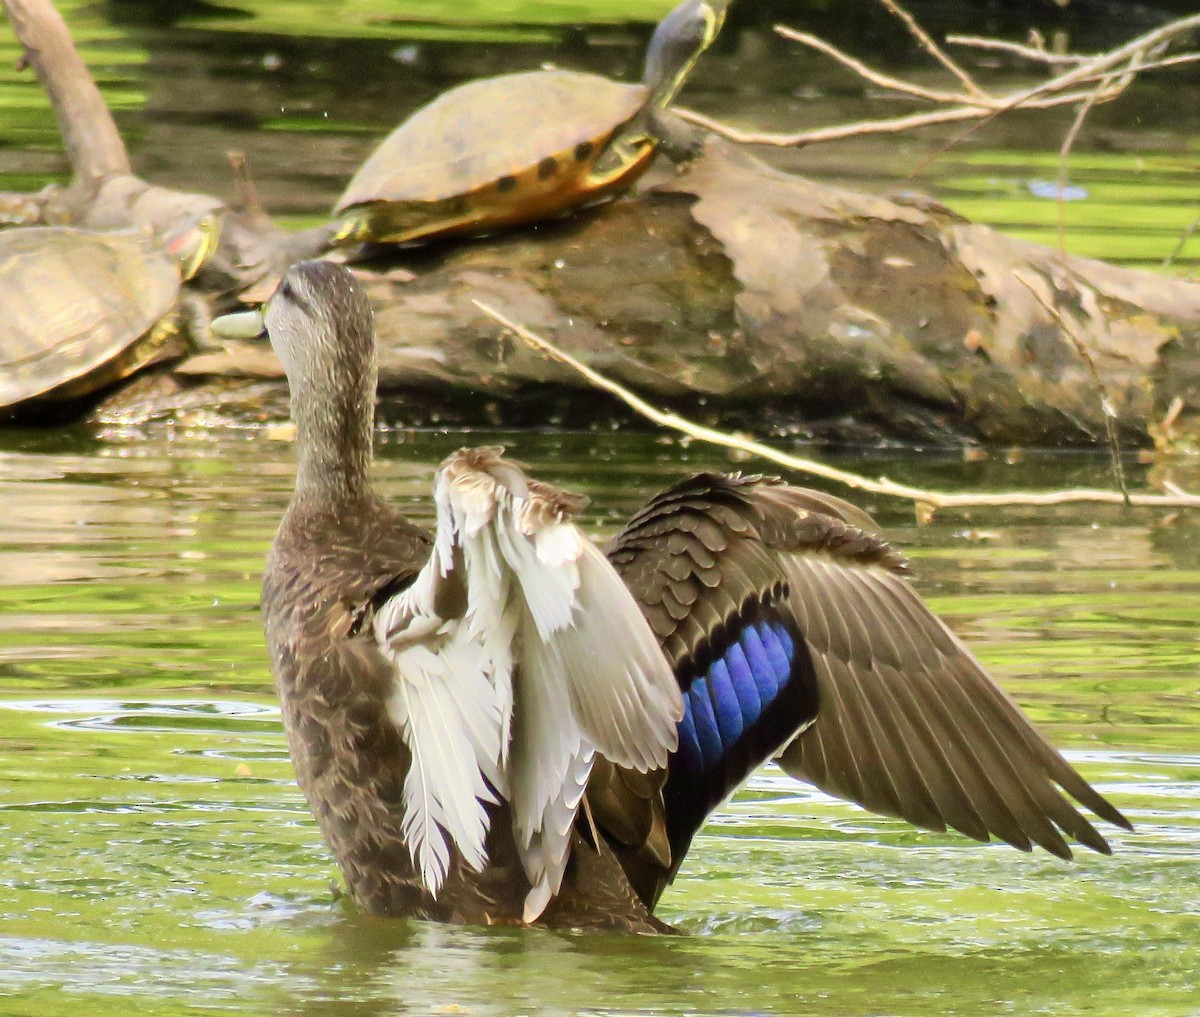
[332,0,728,247]
[213,261,1131,931]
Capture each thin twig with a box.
[902,53,1194,179]
[1013,273,1130,507]
[226,150,265,218]
[775,27,968,104]
[946,34,1091,66]
[683,14,1200,149]
[877,0,984,99]
[1056,65,1131,253]
[1013,13,1200,93]
[472,302,1200,514]
[1163,214,1200,269]
[677,85,1123,148]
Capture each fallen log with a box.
[177,139,1200,446]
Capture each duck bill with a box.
[211,308,267,340]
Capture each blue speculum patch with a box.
[676,620,796,774]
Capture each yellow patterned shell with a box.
[0,227,181,411]
[334,70,653,244]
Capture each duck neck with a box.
[289,371,376,509]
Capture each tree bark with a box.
[2,0,129,211]
[176,144,1200,446]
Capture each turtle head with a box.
[86,177,226,281]
[162,211,223,281]
[642,0,728,108]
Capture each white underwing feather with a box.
[383,631,503,892]
[372,447,682,916]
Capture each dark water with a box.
[1,1,1199,1014]
[0,426,1198,1015]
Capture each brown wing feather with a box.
[772,519,1132,856]
[598,472,1130,910]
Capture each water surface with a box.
[0,1,1198,1013]
[0,427,1197,1016]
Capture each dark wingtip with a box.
[1109,806,1135,833]
[1046,840,1074,861]
[1051,763,1136,836]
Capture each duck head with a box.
[213,260,377,500]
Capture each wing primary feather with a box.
[867,574,1078,856]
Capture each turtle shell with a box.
[335,69,652,243]
[0,227,183,413]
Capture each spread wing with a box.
[602,473,1131,908]
[373,447,681,921]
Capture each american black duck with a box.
[214,260,1131,932]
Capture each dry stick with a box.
[902,54,1195,180]
[472,302,1200,513]
[1013,273,1131,507]
[1056,66,1131,253]
[945,34,1091,66]
[1163,214,1200,269]
[778,25,1197,110]
[226,150,266,218]
[678,87,1117,148]
[877,0,984,99]
[774,27,967,104]
[677,50,1197,149]
[979,13,1200,96]
[678,14,1200,148]
[1,0,131,185]
[1046,66,1135,505]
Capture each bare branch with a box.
[902,53,1195,180]
[1028,13,1200,93]
[1057,63,1132,253]
[1163,214,1200,270]
[683,12,1200,149]
[774,26,969,104]
[946,34,1090,66]
[1,0,130,186]
[877,0,984,99]
[676,85,1124,148]
[472,302,1200,516]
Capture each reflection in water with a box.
[0,427,1196,1015]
